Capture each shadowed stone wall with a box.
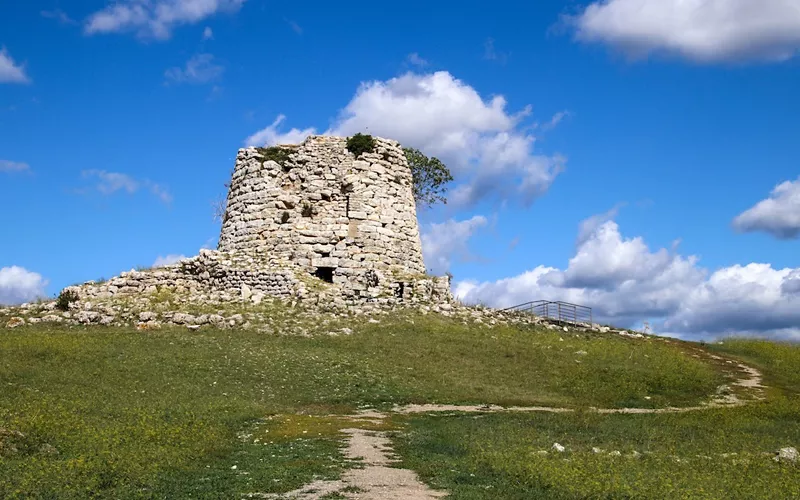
[218,135,428,298]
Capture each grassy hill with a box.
[0,308,798,498]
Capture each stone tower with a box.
[59,135,451,313]
[218,135,428,292]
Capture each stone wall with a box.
[49,134,451,315]
[218,135,427,299]
[67,249,451,310]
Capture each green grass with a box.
[0,310,771,498]
[711,338,800,395]
[392,339,800,499]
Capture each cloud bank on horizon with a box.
[453,212,800,341]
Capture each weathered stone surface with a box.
[775,447,799,463]
[6,317,25,329]
[139,311,157,322]
[43,135,452,313]
[217,136,429,295]
[76,311,100,324]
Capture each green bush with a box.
[55,289,79,311]
[255,147,292,167]
[346,133,376,158]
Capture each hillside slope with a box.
[0,307,795,498]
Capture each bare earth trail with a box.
[251,412,446,499]
[253,350,766,499]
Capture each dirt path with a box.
[257,353,765,499]
[392,356,765,416]
[254,414,445,499]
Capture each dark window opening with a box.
[313,267,334,283]
[395,282,405,299]
[365,270,379,288]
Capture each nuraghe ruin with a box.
[3,135,647,335]
[57,135,452,315]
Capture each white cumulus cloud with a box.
[244,115,319,148]
[0,160,30,173]
[41,9,77,25]
[406,53,428,67]
[246,71,564,207]
[153,254,187,267]
[571,0,800,63]
[165,53,223,84]
[85,0,246,40]
[0,266,48,305]
[81,170,172,204]
[421,215,488,275]
[665,264,800,336]
[456,210,800,340]
[0,47,30,84]
[733,177,800,239]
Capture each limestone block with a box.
[311,257,339,268]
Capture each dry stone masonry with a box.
[218,135,431,300]
[3,135,452,329]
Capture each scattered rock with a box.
[552,443,566,453]
[139,311,157,322]
[171,313,196,325]
[6,317,25,329]
[76,311,100,324]
[0,428,26,456]
[774,447,798,463]
[208,314,227,328]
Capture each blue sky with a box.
[2,0,800,339]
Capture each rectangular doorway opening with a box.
[313,267,335,283]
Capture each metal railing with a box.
[503,300,593,326]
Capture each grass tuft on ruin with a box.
[255,146,292,167]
